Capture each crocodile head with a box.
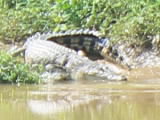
[70,62,127,81]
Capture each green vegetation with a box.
[0,51,41,84]
[0,0,159,84]
[0,0,159,44]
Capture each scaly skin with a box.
[28,29,110,60]
[25,39,126,81]
[10,30,127,81]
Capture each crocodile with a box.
[33,29,111,60]
[11,29,116,61]
[26,40,127,81]
[17,29,160,71]
[11,30,127,82]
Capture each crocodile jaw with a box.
[106,74,127,81]
[71,71,127,81]
[70,64,127,81]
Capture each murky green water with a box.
[1,79,160,120]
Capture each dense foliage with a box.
[0,0,159,44]
[0,51,41,84]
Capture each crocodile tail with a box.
[46,29,110,58]
[25,29,111,60]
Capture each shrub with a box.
[0,51,41,84]
[0,0,159,44]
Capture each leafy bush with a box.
[0,0,159,44]
[0,51,41,84]
[0,0,55,43]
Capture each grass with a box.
[0,0,159,45]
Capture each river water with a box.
[1,67,160,120]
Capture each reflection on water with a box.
[128,67,160,82]
[0,81,160,120]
